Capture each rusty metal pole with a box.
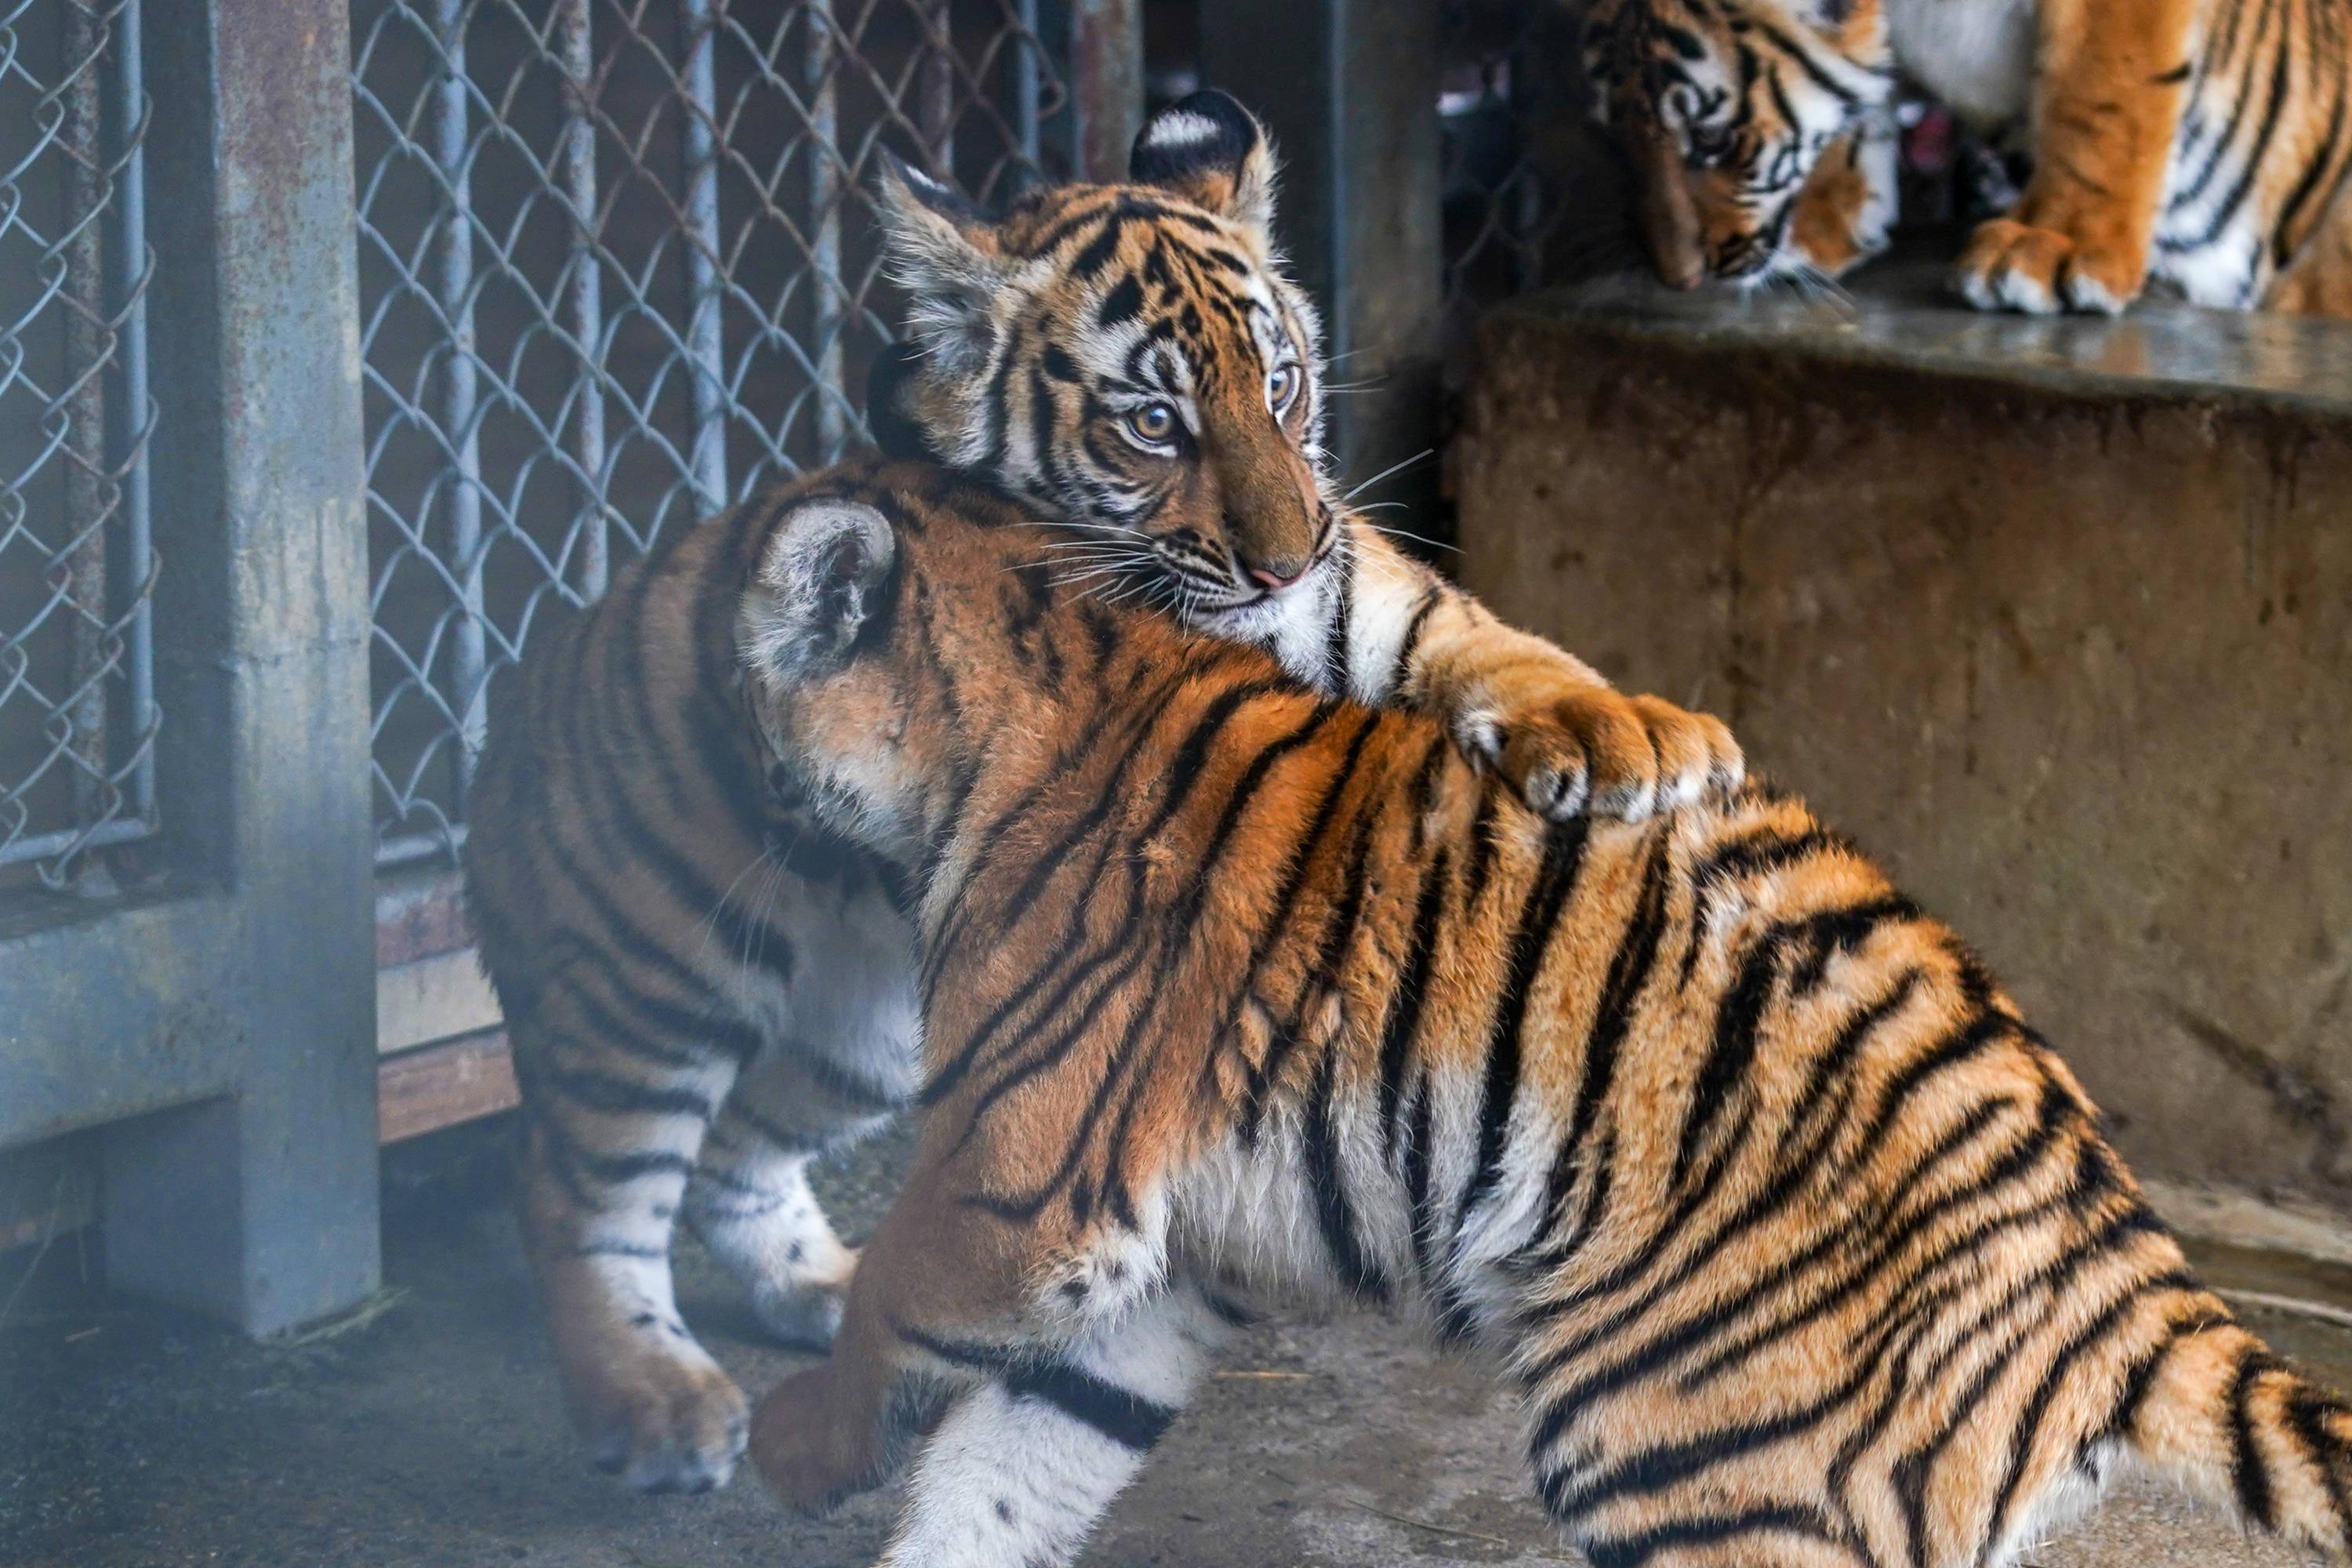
[557,0,608,600]
[85,0,379,1334]
[1067,0,1142,181]
[920,0,954,172]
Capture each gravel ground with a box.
[2,1119,2346,1568]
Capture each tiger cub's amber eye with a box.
[1127,402,1178,445]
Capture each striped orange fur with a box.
[740,464,2352,1568]
[1583,0,2352,314]
[463,89,1744,1496]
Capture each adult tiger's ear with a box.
[873,150,1007,374]
[739,499,897,684]
[1130,89,1277,243]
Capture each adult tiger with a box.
[1582,0,2352,314]
[463,92,1740,1494]
[742,470,2352,1568]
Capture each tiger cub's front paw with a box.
[1456,687,1742,822]
[1955,216,2145,315]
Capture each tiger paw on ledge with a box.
[1955,214,2149,316]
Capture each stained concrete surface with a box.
[1454,271,2352,1215]
[5,1122,2350,1568]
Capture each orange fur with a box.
[1586,0,2352,314]
[742,463,2352,1567]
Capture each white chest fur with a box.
[1885,0,2038,127]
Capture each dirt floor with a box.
[5,1121,2352,1568]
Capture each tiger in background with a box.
[741,465,2352,1568]
[463,89,1742,1495]
[1581,0,2352,314]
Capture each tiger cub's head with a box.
[1580,0,1896,287]
[869,90,1331,624]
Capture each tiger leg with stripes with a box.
[511,990,755,1494]
[1953,0,2200,314]
[870,1286,1229,1568]
[744,1098,1203,1540]
[683,906,919,1347]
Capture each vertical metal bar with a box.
[678,0,728,516]
[58,0,114,891]
[557,0,608,599]
[1201,0,1443,522]
[805,0,845,463]
[114,0,154,830]
[1010,0,1041,166]
[920,0,953,171]
[1065,0,1141,180]
[430,0,487,818]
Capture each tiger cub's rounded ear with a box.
[739,499,897,682]
[873,150,1008,370]
[1130,89,1277,241]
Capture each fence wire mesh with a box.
[0,0,158,894]
[1438,0,1590,379]
[354,0,1077,868]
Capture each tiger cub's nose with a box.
[1241,554,1309,592]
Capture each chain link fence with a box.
[354,0,1082,869]
[0,0,158,895]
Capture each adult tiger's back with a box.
[737,479,2352,1568]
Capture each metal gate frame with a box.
[0,0,404,1336]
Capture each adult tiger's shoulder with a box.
[739,481,2352,1568]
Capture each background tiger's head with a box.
[1580,0,1895,287]
[868,90,1332,625]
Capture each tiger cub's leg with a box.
[1953,0,2198,314]
[1332,522,1741,822]
[873,1286,1229,1568]
[688,895,919,1345]
[513,987,751,1494]
[684,1092,886,1349]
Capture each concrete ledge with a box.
[1454,271,2352,1216]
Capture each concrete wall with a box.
[1454,278,2352,1214]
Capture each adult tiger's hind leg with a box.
[512,992,750,1494]
[1953,0,2197,314]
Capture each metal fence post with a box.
[1200,0,1443,528]
[95,0,379,1334]
[1067,0,1142,180]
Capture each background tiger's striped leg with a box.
[513,989,751,1494]
[684,1054,904,1348]
[875,1285,1229,1568]
[687,919,919,1347]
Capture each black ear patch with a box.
[864,341,946,463]
[1129,89,1265,211]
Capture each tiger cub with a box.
[463,91,1740,1494]
[1582,0,2352,314]
[742,467,2352,1568]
